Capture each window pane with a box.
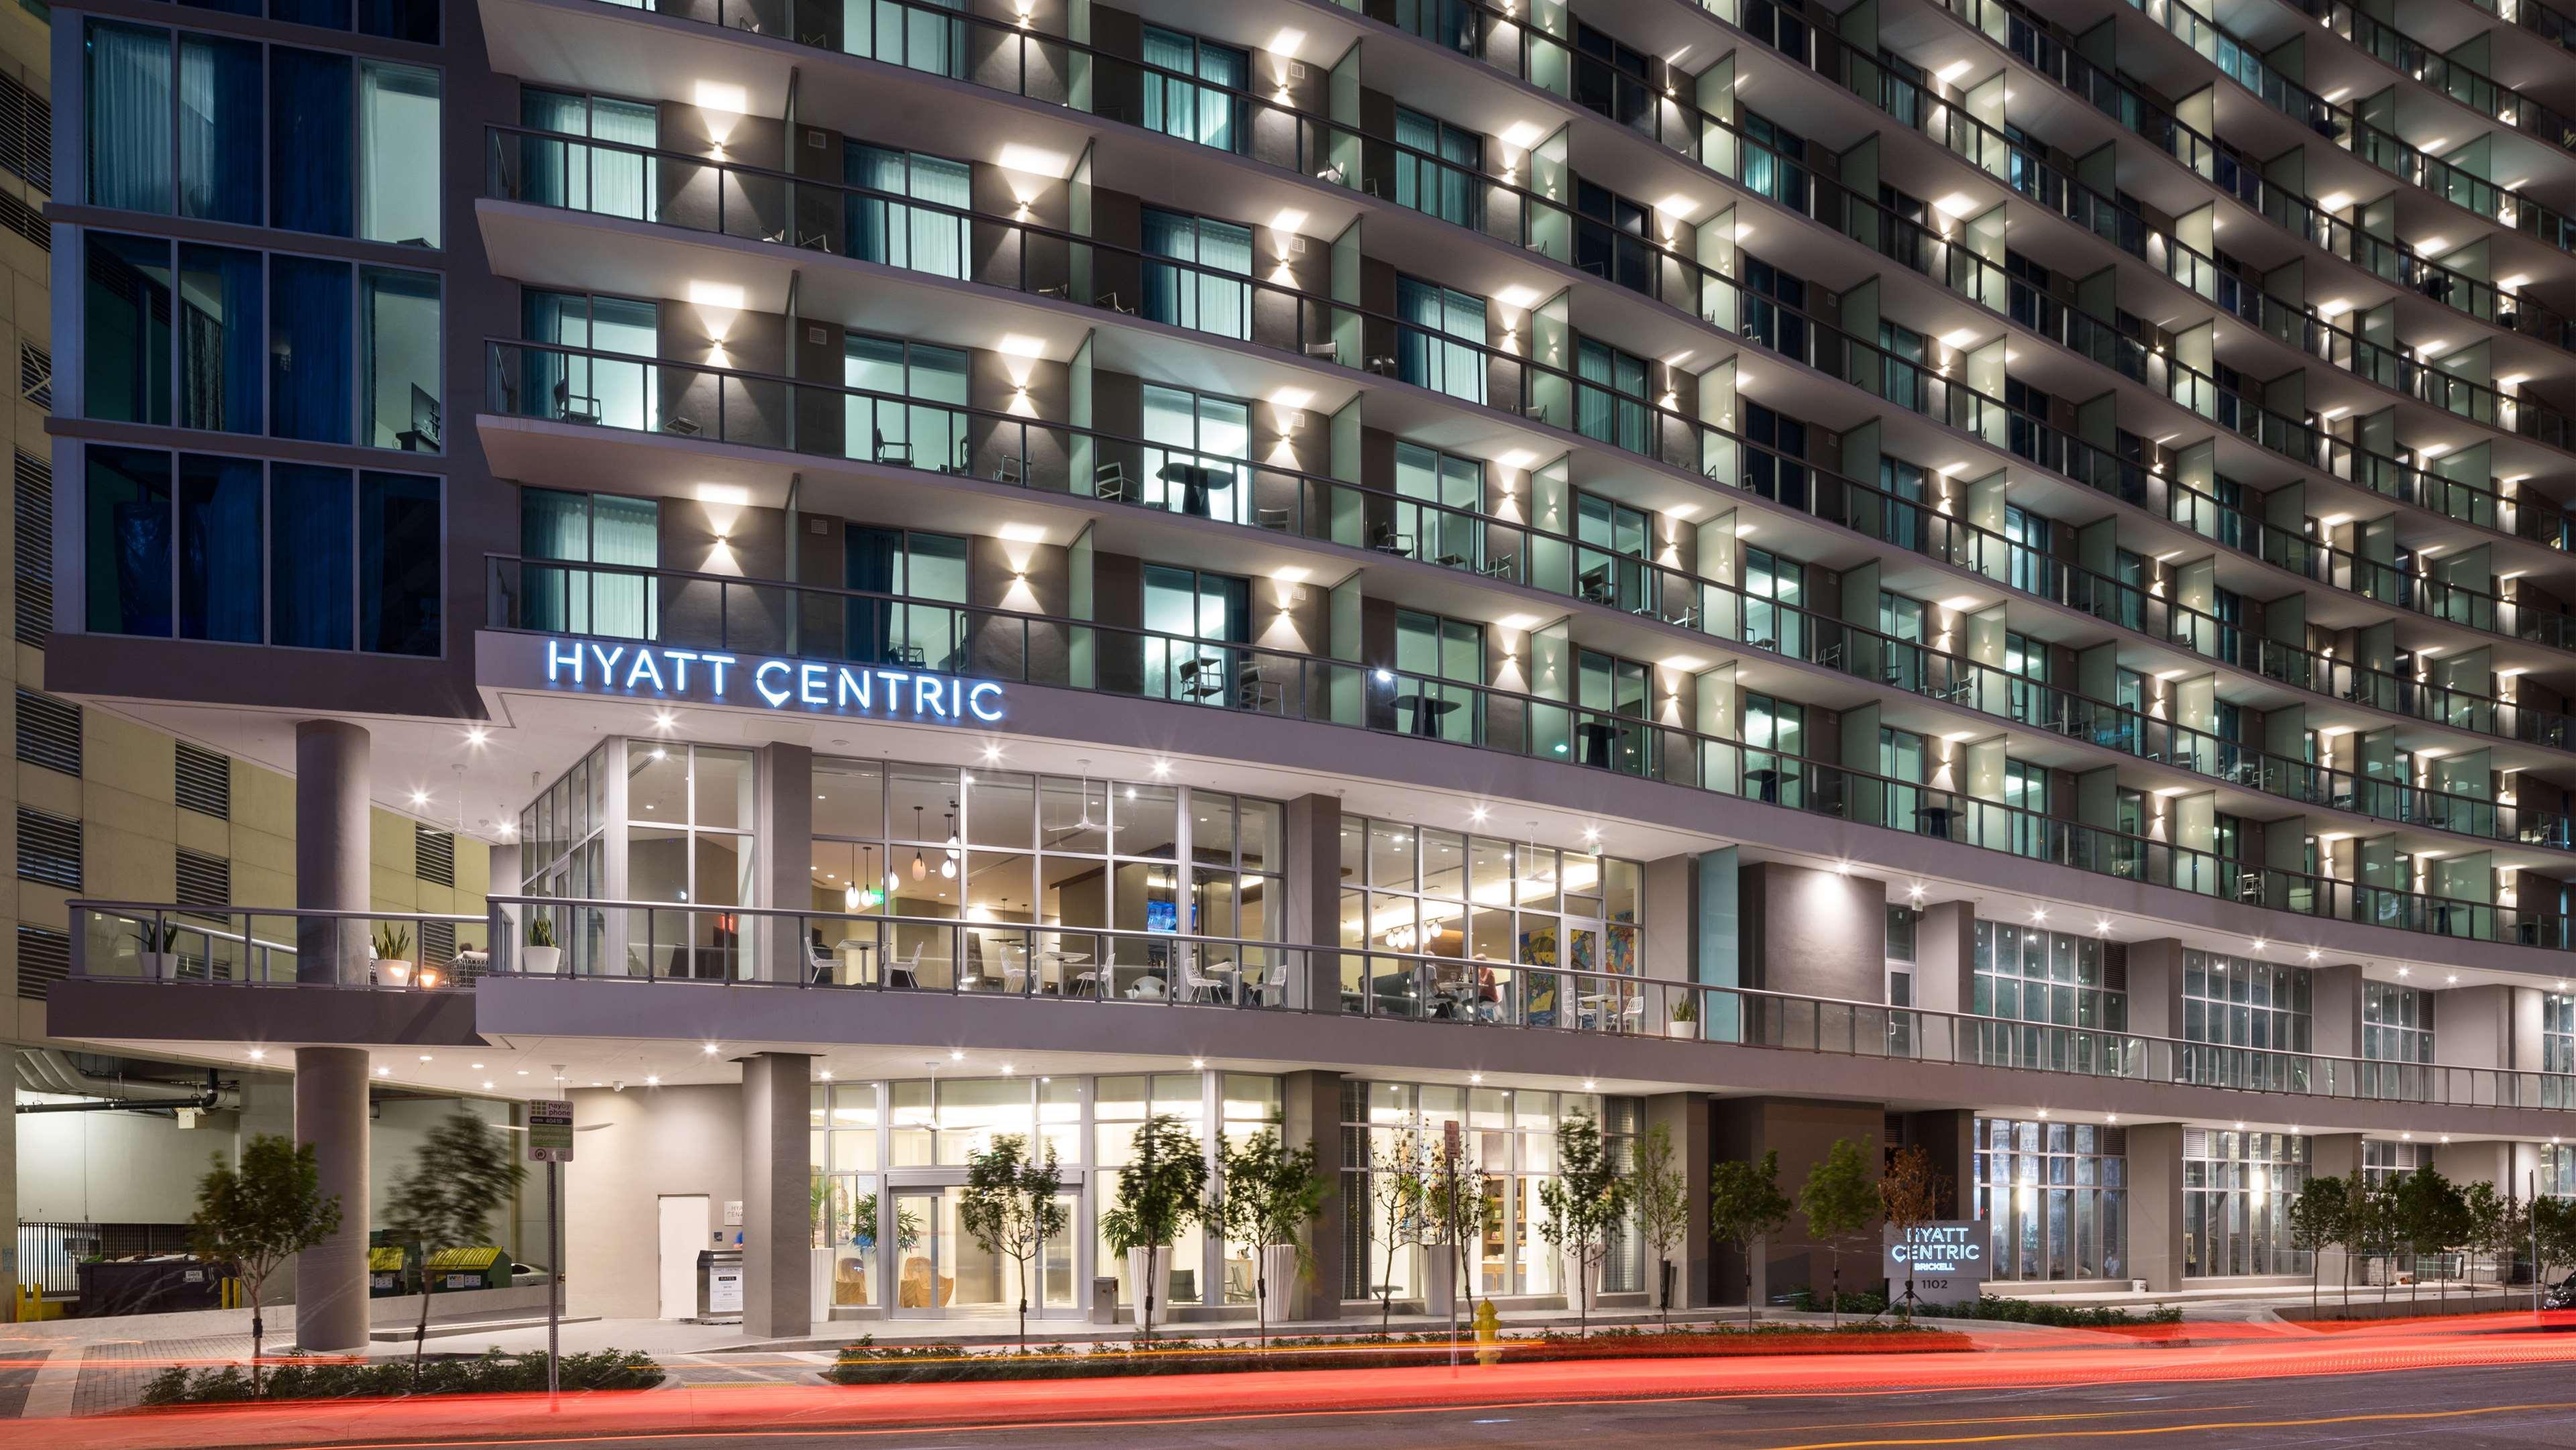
[358,471,439,655]
[270,464,353,650]
[86,446,173,636]
[177,453,262,643]
[272,0,355,25]
[270,48,354,235]
[178,32,262,225]
[85,233,173,425]
[87,21,172,213]
[359,62,441,246]
[271,255,353,442]
[360,0,441,42]
[361,267,441,450]
[178,244,264,434]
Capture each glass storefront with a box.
[2183,1129,2310,1278]
[2180,952,2313,1091]
[1974,1117,2127,1282]
[1971,922,2127,1073]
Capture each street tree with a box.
[1536,1110,1629,1337]
[1878,1144,1949,1321]
[382,1112,526,1386]
[188,1135,343,1396]
[1630,1122,1691,1324]
[1709,1150,1792,1328]
[958,1133,1067,1349]
[1211,1128,1330,1347]
[1797,1137,1878,1329]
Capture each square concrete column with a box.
[2312,964,2365,1060]
[2125,1121,2186,1291]
[1712,1097,1883,1306]
[293,1046,372,1353]
[1281,1069,1344,1318]
[2121,939,2183,1040]
[1738,863,1888,1001]
[1646,1093,1711,1308]
[756,746,814,983]
[2437,984,2515,1070]
[1282,795,1342,1012]
[2311,1133,2363,1292]
[740,1052,812,1337]
[294,721,372,985]
[1914,901,1976,1017]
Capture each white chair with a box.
[806,940,833,983]
[1177,960,1228,1003]
[888,942,923,989]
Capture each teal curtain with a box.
[519,89,588,209]
[1142,209,1250,339]
[521,489,655,639]
[1142,26,1246,153]
[851,0,966,78]
[847,148,967,278]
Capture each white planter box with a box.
[1258,1243,1299,1323]
[524,945,564,973]
[1125,1245,1174,1325]
[1666,1019,1699,1039]
[143,952,178,981]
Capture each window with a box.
[1573,21,1652,130]
[1880,724,1925,833]
[2362,1137,2426,1190]
[520,89,657,221]
[1576,648,1653,775]
[2546,992,2573,1075]
[521,289,658,430]
[845,334,970,472]
[1390,443,1485,569]
[1344,1081,1642,1300]
[1397,277,1487,404]
[179,244,263,434]
[1744,402,1808,511]
[519,741,609,974]
[358,59,439,245]
[844,526,967,669]
[1574,337,1649,453]
[1972,920,2127,1074]
[1144,564,1250,706]
[1393,609,1482,743]
[1742,547,1803,659]
[2003,632,2047,724]
[179,32,262,225]
[1976,1117,2126,1281]
[1140,209,1252,340]
[2004,503,2050,597]
[1878,317,1925,412]
[2004,760,2047,860]
[175,741,229,818]
[1741,257,1809,361]
[85,21,173,214]
[1741,691,1804,807]
[2361,982,2434,1099]
[1880,590,1927,693]
[2181,952,2312,1091]
[1138,383,1253,522]
[14,687,78,775]
[17,806,80,891]
[1574,492,1650,612]
[847,0,967,79]
[521,489,658,640]
[85,445,440,655]
[83,232,172,426]
[625,740,758,980]
[1574,180,1652,295]
[1338,824,1640,1024]
[1394,108,1482,229]
[1142,25,1248,154]
[270,253,352,442]
[847,145,970,278]
[12,451,48,649]
[362,266,441,450]
[2183,1130,2309,1278]
[1741,109,1811,212]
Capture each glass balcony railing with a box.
[2302,0,2576,157]
[66,899,2576,1110]
[480,551,2576,951]
[486,333,2576,759]
[486,125,2576,667]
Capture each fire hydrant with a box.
[1474,1297,1502,1365]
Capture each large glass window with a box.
[521,289,658,430]
[86,21,174,214]
[1741,691,1804,807]
[2180,952,2312,1091]
[270,253,354,443]
[1976,1117,2126,1281]
[2361,981,2434,1099]
[1397,277,1488,404]
[1390,443,1485,569]
[1142,25,1248,154]
[1394,609,1482,744]
[362,267,441,451]
[521,489,659,639]
[269,47,352,235]
[845,0,967,78]
[179,244,264,435]
[1344,1081,1640,1300]
[1742,547,1803,659]
[519,741,611,974]
[520,89,658,221]
[1138,384,1252,522]
[1140,209,1252,341]
[846,334,971,473]
[85,446,439,655]
[358,60,440,246]
[1142,564,1250,707]
[843,526,967,670]
[1574,337,1649,453]
[84,233,174,426]
[179,32,262,225]
[847,146,971,278]
[624,740,758,980]
[1394,107,1483,229]
[1972,921,2127,1074]
[2184,1129,2310,1278]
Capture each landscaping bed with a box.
[138,1349,665,1405]
[822,1324,1970,1384]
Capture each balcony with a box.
[62,897,2576,1115]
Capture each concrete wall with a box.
[1739,863,1887,1002]
[561,1082,746,1322]
[1711,1097,1883,1306]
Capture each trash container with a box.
[698,1249,745,1322]
[424,1246,508,1292]
[76,1258,231,1316]
[368,1246,410,1297]
[1089,1275,1119,1326]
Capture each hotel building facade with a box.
[27,0,2576,1342]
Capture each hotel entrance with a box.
[883,1178,1083,1319]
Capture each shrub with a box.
[140,1349,663,1404]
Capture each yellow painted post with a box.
[1473,1298,1501,1366]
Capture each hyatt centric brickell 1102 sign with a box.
[543,639,1006,724]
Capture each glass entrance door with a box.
[889,1182,1087,1319]
[890,1186,953,1317]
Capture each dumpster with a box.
[368,1245,411,1297]
[697,1249,744,1322]
[423,1246,508,1292]
[76,1257,231,1316]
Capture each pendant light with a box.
[910,806,928,881]
[857,846,883,909]
[941,804,959,879]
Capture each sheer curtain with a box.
[521,488,591,634]
[178,34,260,224]
[847,145,910,268]
[905,156,970,279]
[358,62,442,246]
[87,21,172,213]
[589,494,659,640]
[520,89,590,209]
[846,148,967,278]
[1142,211,1248,339]
[587,99,657,222]
[1399,279,1490,402]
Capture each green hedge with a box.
[822,1323,1966,1385]
[140,1349,665,1404]
[1785,1288,2183,1328]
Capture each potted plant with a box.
[372,924,414,985]
[524,917,562,973]
[1668,995,1699,1040]
[1102,1113,1206,1339]
[1211,1128,1330,1345]
[138,922,182,980]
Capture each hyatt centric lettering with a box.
[543,638,1005,724]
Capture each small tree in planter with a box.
[2536,1194,2576,1288]
[1796,1137,1878,1328]
[1364,1124,1430,1335]
[1536,1109,1627,1337]
[958,1133,1067,1349]
[1210,1128,1329,1346]
[382,1112,527,1386]
[1101,1113,1205,1342]
[2284,1172,2349,1316]
[189,1135,343,1394]
[1709,1150,1792,1327]
[1424,1129,1499,1325]
[1630,1121,1690,1323]
[1877,1144,1948,1322]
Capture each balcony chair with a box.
[886,942,922,990]
[1235,662,1285,714]
[1093,461,1134,502]
[1176,959,1230,1003]
[1254,505,1293,531]
[551,378,600,424]
[1303,341,1342,361]
[872,428,914,466]
[661,415,701,436]
[1370,523,1415,555]
[1479,553,1518,579]
[1175,657,1230,704]
[994,454,1029,486]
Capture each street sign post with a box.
[527,1099,574,1407]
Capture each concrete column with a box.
[1914,901,1976,1017]
[757,746,814,983]
[2122,939,2183,1040]
[1281,1069,1344,1318]
[2438,984,2514,1070]
[293,1046,372,1353]
[1711,1097,1883,1306]
[2125,1121,2186,1291]
[1282,795,1342,1011]
[1646,1093,1711,1308]
[1738,862,1889,1001]
[294,721,372,985]
[740,1052,812,1337]
[2312,964,2365,1060]
[2312,1133,2363,1294]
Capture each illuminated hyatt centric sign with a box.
[543,638,1005,724]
